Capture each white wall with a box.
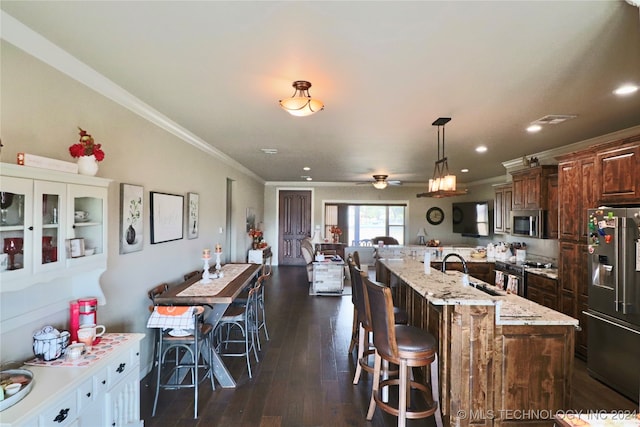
[0,41,265,372]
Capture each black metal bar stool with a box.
[362,275,442,427]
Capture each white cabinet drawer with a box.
[38,393,77,427]
[94,367,109,397]
[107,348,136,388]
[77,377,94,410]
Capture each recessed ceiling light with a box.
[475,146,487,153]
[461,168,469,173]
[306,177,313,181]
[303,166,310,171]
[613,84,638,96]
[261,148,278,154]
[527,124,542,133]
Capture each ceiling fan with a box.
[357,174,402,189]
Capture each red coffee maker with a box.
[69,297,98,343]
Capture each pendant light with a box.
[279,80,324,117]
[417,117,468,198]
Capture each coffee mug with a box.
[76,328,95,350]
[79,323,106,338]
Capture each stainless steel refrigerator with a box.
[586,207,640,402]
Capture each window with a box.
[325,203,406,245]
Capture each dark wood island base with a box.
[378,260,577,427]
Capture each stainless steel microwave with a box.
[511,209,546,238]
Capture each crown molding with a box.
[0,11,263,183]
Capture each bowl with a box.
[4,383,21,396]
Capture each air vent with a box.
[260,148,278,154]
[532,114,577,125]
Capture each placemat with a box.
[177,263,253,297]
[24,333,132,368]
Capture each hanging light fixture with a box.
[417,117,468,198]
[279,80,324,117]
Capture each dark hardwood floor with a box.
[140,266,637,426]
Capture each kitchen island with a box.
[376,257,578,427]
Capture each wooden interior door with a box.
[278,190,311,266]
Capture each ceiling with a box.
[2,1,640,186]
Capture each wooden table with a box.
[153,263,262,388]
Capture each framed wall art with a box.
[150,191,184,244]
[187,192,199,239]
[246,207,256,232]
[119,183,144,254]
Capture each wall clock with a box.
[426,207,444,225]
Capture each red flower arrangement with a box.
[69,127,105,161]
[248,228,263,243]
[329,226,342,235]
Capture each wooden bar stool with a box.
[349,258,408,386]
[362,276,442,427]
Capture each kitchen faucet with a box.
[441,253,468,274]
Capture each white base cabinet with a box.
[0,334,143,427]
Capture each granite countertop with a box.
[379,257,577,327]
[525,267,558,280]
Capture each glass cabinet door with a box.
[68,184,107,262]
[0,176,33,276]
[34,181,66,273]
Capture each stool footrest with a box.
[375,378,438,419]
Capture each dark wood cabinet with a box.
[576,244,589,360]
[526,272,558,311]
[596,142,640,203]
[494,183,512,234]
[558,155,597,242]
[558,241,579,319]
[511,165,557,210]
[546,173,559,239]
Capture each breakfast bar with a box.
[376,257,579,427]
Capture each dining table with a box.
[152,262,262,388]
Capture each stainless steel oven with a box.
[494,260,526,296]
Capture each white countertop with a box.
[379,257,577,326]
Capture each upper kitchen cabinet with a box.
[557,153,597,243]
[0,163,111,292]
[511,165,557,210]
[596,140,640,204]
[493,183,512,234]
[546,173,559,239]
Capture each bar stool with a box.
[147,299,214,419]
[362,276,442,427]
[349,258,408,385]
[215,276,262,378]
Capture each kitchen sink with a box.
[469,281,505,296]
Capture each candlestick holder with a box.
[201,257,212,284]
[215,252,222,272]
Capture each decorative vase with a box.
[333,234,339,243]
[126,225,136,244]
[252,242,258,250]
[77,155,99,176]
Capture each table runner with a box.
[177,263,253,297]
[24,333,133,368]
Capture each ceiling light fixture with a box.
[372,175,388,189]
[527,124,542,133]
[279,80,324,117]
[417,117,468,198]
[613,84,639,96]
[476,145,487,153]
